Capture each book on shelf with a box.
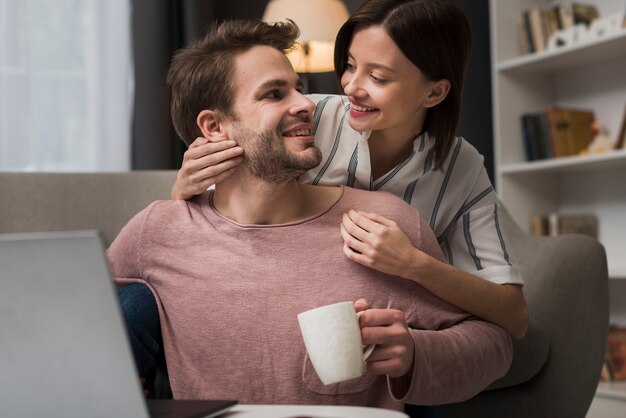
[518,7,549,53]
[601,326,626,382]
[530,214,550,236]
[518,9,535,54]
[529,7,547,53]
[530,213,598,238]
[545,7,561,37]
[545,107,595,158]
[520,113,552,161]
[517,13,532,54]
[520,107,594,161]
[517,3,600,55]
[557,3,575,29]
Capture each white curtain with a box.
[0,0,132,171]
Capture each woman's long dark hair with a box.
[334,0,471,169]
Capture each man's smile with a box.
[281,123,313,141]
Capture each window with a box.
[0,0,131,171]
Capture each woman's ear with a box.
[424,79,451,108]
[197,109,229,142]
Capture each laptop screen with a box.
[0,230,153,418]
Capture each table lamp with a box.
[262,0,350,91]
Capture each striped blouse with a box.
[299,94,523,285]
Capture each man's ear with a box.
[197,109,229,142]
[424,79,451,108]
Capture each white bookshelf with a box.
[589,381,626,417]
[597,381,626,400]
[489,1,626,414]
[496,29,626,74]
[500,148,626,174]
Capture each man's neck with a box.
[212,174,341,225]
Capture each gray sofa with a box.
[0,171,609,418]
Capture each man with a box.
[108,20,511,410]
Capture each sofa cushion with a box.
[0,171,177,246]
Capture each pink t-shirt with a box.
[107,186,511,410]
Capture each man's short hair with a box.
[166,20,300,146]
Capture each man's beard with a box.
[233,122,322,183]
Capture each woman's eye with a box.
[345,62,356,72]
[370,74,387,84]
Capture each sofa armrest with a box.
[487,322,549,390]
[499,203,609,417]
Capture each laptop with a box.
[0,230,237,418]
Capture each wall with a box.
[455,0,494,182]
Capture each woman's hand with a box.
[171,137,243,200]
[344,212,529,339]
[354,299,414,378]
[340,209,421,278]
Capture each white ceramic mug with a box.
[297,301,376,385]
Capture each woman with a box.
[172,0,528,341]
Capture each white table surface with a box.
[217,404,409,418]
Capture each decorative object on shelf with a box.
[582,119,616,155]
[546,10,625,50]
[572,3,600,24]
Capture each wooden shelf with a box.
[497,30,626,75]
[500,149,626,175]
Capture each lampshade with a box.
[262,0,349,73]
